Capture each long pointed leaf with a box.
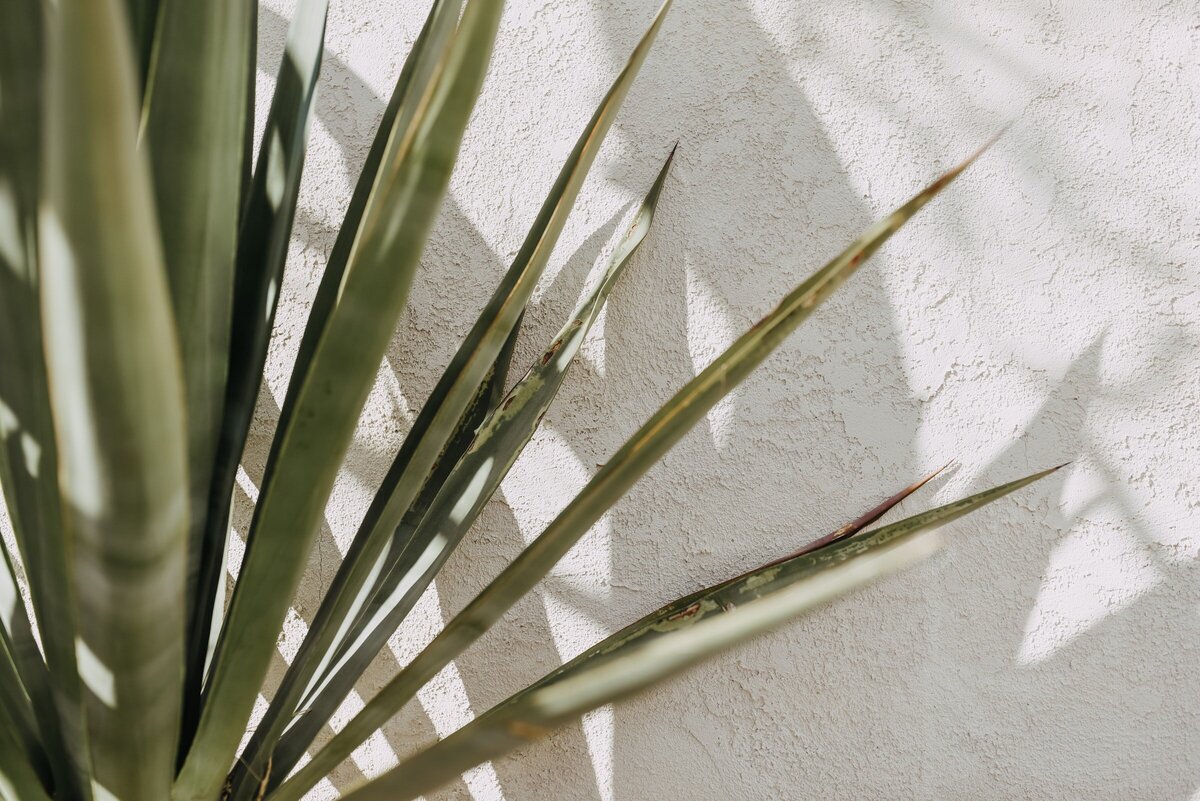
[0,1,93,796]
[310,312,521,705]
[290,0,673,661]
[41,1,190,799]
[266,147,677,783]
[328,147,675,691]
[0,542,50,789]
[334,312,522,657]
[182,0,330,752]
[345,532,943,801]
[174,4,504,800]
[232,7,672,792]
[269,0,464,444]
[312,450,916,757]
[230,323,521,801]
[356,467,1061,801]
[272,138,994,801]
[140,2,253,746]
[338,315,525,653]
[777,460,950,562]
[0,696,53,801]
[482,465,1061,706]
[219,5,464,793]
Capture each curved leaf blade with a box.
[41,1,190,799]
[0,542,51,790]
[271,137,994,801]
[342,532,943,801]
[174,4,505,799]
[219,3,468,798]
[183,0,329,750]
[0,698,53,801]
[265,148,677,782]
[481,465,1061,704]
[0,0,87,793]
[236,6,672,789]
[140,2,254,738]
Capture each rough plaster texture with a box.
[252,0,1200,799]
[5,0,1197,799]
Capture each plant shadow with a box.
[234,2,1199,800]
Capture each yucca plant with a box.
[0,1,1058,800]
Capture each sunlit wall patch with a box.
[685,261,738,451]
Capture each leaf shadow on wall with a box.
[244,7,636,799]
[905,336,1200,799]
[234,2,1199,800]
[245,1,946,798]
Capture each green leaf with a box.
[329,311,524,660]
[300,0,673,641]
[0,542,51,790]
[342,529,945,801]
[122,0,160,93]
[218,5,464,794]
[139,1,254,743]
[349,466,1061,801]
[230,326,522,801]
[482,465,1061,705]
[41,1,190,799]
[263,147,677,784]
[173,4,504,800]
[232,5,671,791]
[270,135,994,801]
[332,147,676,684]
[0,695,53,801]
[270,0,464,437]
[0,1,94,796]
[362,312,523,604]
[181,0,329,752]
[0,498,60,795]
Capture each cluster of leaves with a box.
[0,1,1055,800]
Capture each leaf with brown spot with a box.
[328,465,1061,801]
[270,131,1000,801]
[264,141,678,792]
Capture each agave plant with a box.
[0,1,1057,800]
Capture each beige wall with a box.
[25,1,1197,799]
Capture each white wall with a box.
[32,1,1200,800]
[252,0,1200,798]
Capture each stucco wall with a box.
[7,1,1194,799]
[249,1,1200,799]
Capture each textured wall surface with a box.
[245,1,1200,799]
[10,1,1196,800]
